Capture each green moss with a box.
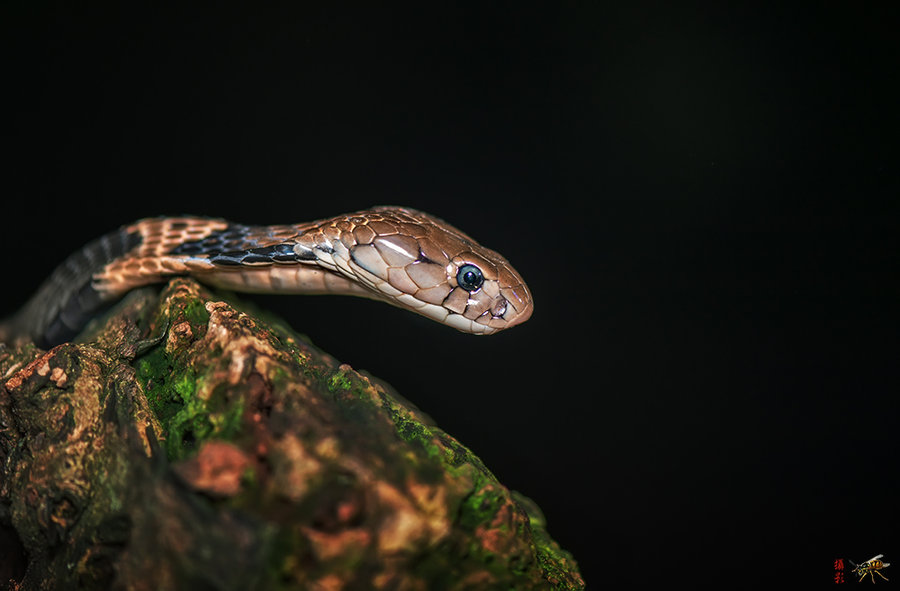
[510,491,582,589]
[135,340,244,460]
[162,377,251,460]
[458,477,507,533]
[183,299,210,329]
[172,372,196,403]
[326,370,353,393]
[166,407,213,457]
[206,384,247,439]
[136,346,180,418]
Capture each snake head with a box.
[439,248,534,334]
[333,207,533,334]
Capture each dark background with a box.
[2,3,897,588]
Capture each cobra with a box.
[1,207,533,347]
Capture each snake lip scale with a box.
[1,206,533,347]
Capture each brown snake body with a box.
[1,207,533,347]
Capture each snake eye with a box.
[456,264,484,292]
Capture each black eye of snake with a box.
[456,264,484,292]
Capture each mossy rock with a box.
[0,278,583,590]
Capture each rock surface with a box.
[0,278,583,590]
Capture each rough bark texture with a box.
[0,278,583,590]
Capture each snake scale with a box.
[0,207,533,347]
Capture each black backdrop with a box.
[3,4,897,588]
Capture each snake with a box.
[0,206,533,347]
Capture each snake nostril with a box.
[491,297,508,319]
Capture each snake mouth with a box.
[496,283,533,328]
[490,296,509,319]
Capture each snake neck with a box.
[1,217,367,347]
